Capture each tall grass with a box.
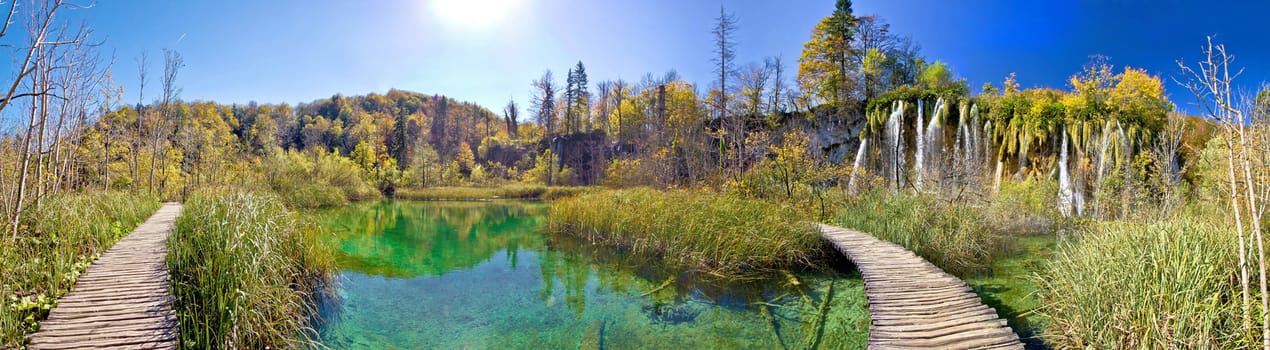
[168,191,335,349]
[395,184,594,201]
[0,191,159,347]
[1037,218,1248,348]
[548,188,822,277]
[834,191,1009,275]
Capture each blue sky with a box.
[4,0,1268,115]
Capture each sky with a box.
[3,0,1269,116]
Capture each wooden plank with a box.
[28,203,183,350]
[36,315,177,332]
[816,223,1023,349]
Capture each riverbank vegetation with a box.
[167,191,334,349]
[0,191,159,346]
[395,184,593,201]
[549,188,822,277]
[1039,217,1246,347]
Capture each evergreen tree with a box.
[572,61,589,132]
[504,99,519,137]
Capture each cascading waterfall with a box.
[1058,127,1077,216]
[885,100,905,190]
[848,138,868,193]
[915,99,926,190]
[1095,120,1113,186]
[924,98,945,191]
[960,105,972,167]
[970,104,982,171]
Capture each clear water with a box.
[311,200,868,349]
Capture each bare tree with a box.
[712,5,738,173]
[767,55,786,116]
[133,51,147,184]
[5,0,92,237]
[0,0,63,115]
[737,62,771,119]
[1176,36,1266,347]
[594,80,613,138]
[149,48,183,195]
[1149,111,1188,214]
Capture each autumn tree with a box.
[594,80,613,137]
[612,79,629,144]
[798,0,856,108]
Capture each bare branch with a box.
[0,0,17,38]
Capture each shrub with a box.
[262,149,380,207]
[168,191,335,349]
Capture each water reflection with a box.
[312,200,869,349]
[315,201,547,278]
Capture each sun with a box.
[430,0,519,29]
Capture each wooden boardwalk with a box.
[818,224,1023,350]
[27,203,182,350]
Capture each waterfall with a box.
[848,138,868,193]
[993,160,1004,194]
[1057,126,1087,217]
[985,118,996,191]
[925,98,945,191]
[885,100,905,189]
[1058,128,1075,216]
[1095,120,1112,185]
[969,104,981,170]
[959,106,971,166]
[915,99,926,191]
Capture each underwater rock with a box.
[642,303,701,325]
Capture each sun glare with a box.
[430,0,518,29]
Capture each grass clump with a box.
[548,188,821,277]
[834,191,1007,275]
[1037,218,1246,348]
[168,191,335,349]
[396,186,498,201]
[0,191,159,347]
[396,184,594,201]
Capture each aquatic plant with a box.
[395,184,593,201]
[168,190,335,349]
[548,188,822,277]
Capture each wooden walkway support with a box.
[27,203,183,350]
[818,224,1023,350]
